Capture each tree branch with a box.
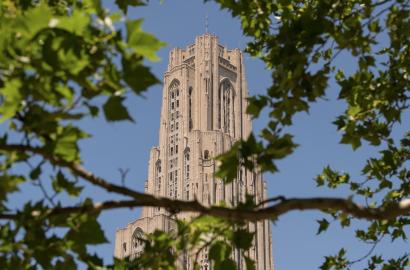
[0,143,409,223]
[0,143,157,201]
[0,197,409,223]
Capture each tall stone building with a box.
[115,33,273,270]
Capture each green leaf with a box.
[122,55,159,94]
[52,171,83,197]
[316,219,330,235]
[0,79,22,122]
[116,0,146,14]
[29,166,42,180]
[54,256,76,270]
[52,125,89,162]
[126,19,165,61]
[232,229,254,250]
[316,166,350,189]
[209,241,232,263]
[215,143,240,183]
[66,213,108,245]
[103,96,134,122]
[244,255,256,270]
[246,95,268,118]
[54,9,91,35]
[218,259,236,270]
[0,174,24,201]
[16,3,52,37]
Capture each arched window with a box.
[218,79,234,134]
[168,79,180,117]
[169,80,180,92]
[131,228,144,259]
[168,80,180,199]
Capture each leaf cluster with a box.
[212,0,410,268]
[0,0,163,268]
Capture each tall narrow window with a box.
[131,228,144,259]
[168,79,180,123]
[188,87,193,131]
[155,160,161,194]
[184,148,190,200]
[218,79,234,134]
[168,79,180,200]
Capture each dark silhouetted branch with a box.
[0,143,409,223]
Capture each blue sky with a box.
[8,0,409,269]
[87,0,409,268]
[80,0,408,268]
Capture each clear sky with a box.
[9,0,409,269]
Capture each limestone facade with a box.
[114,34,274,270]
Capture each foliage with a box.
[213,0,410,268]
[0,0,163,268]
[125,215,255,270]
[0,0,408,269]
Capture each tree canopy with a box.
[0,0,409,269]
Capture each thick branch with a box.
[257,197,410,221]
[0,143,409,222]
[1,197,409,222]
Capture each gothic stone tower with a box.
[114,33,274,270]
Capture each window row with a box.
[170,100,180,110]
[169,189,177,198]
[170,134,179,145]
[170,89,179,99]
[155,177,161,192]
[169,170,179,198]
[169,170,178,181]
[169,158,178,169]
[185,164,190,178]
[170,121,179,133]
[169,144,179,156]
[155,160,162,194]
[184,149,190,200]
[170,111,180,121]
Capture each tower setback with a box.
[114,33,273,270]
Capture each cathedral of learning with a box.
[114,33,274,270]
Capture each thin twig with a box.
[349,234,385,265]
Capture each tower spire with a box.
[205,14,209,33]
